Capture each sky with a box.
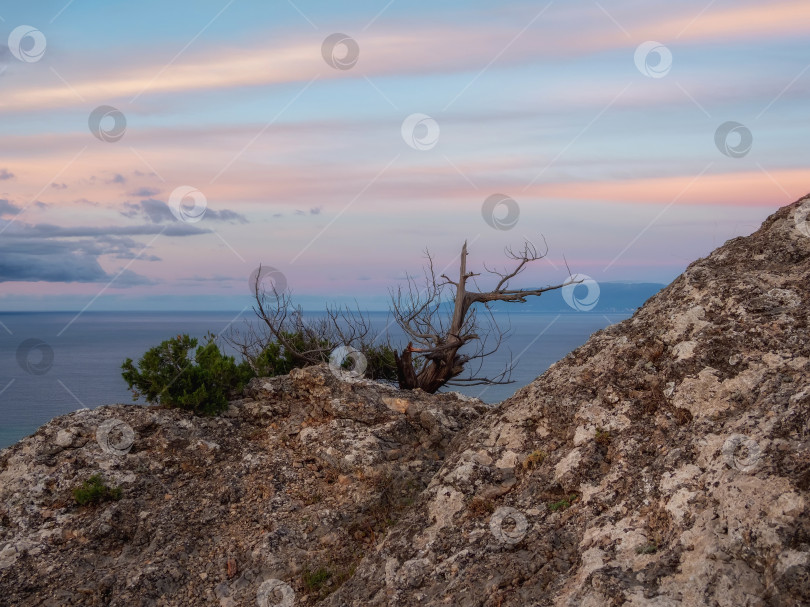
[0,0,808,311]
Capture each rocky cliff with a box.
[2,196,810,606]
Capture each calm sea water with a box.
[0,311,630,449]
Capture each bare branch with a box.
[231,239,579,395]
[389,238,576,393]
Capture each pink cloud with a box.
[3,2,809,113]
[643,1,810,43]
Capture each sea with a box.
[0,310,631,450]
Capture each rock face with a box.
[0,366,486,606]
[2,196,810,606]
[325,196,810,607]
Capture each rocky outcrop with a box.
[2,196,810,606]
[0,366,485,606]
[325,196,810,606]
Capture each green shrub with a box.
[252,330,400,382]
[360,342,399,382]
[73,474,122,506]
[122,333,253,415]
[252,330,331,377]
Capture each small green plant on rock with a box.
[522,450,546,470]
[72,474,122,506]
[302,567,332,592]
[595,427,611,445]
[636,541,659,555]
[301,562,356,599]
[468,497,495,516]
[548,494,579,512]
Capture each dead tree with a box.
[228,240,578,393]
[225,269,377,375]
[390,239,577,393]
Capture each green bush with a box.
[73,474,122,506]
[122,333,253,415]
[251,330,400,383]
[360,342,399,382]
[252,330,331,377]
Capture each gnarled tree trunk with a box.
[391,241,577,392]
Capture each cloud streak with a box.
[0,216,214,285]
[3,2,809,112]
[0,199,22,215]
[121,199,248,224]
[0,0,806,302]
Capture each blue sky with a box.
[0,0,808,310]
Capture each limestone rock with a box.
[3,196,810,606]
[324,197,810,606]
[0,365,485,606]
